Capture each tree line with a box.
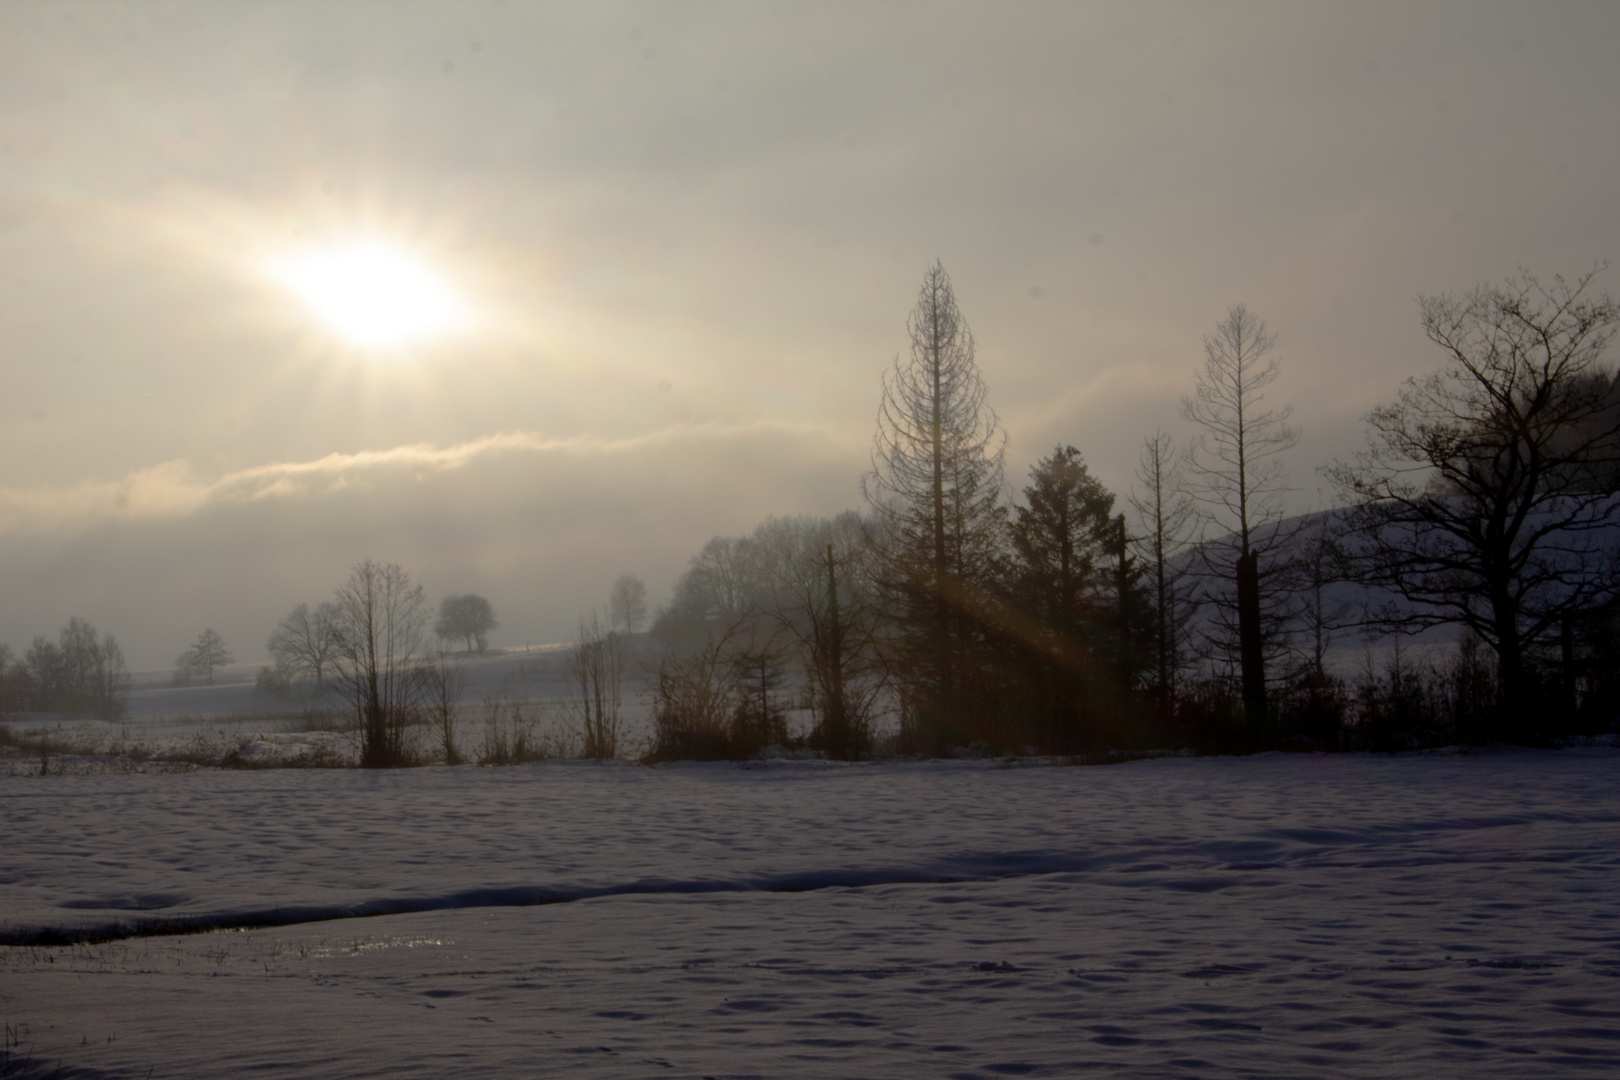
[0,618,130,720]
[6,262,1615,764]
[647,262,1620,757]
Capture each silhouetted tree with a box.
[435,594,498,654]
[175,628,232,686]
[24,638,64,703]
[331,560,430,767]
[1108,512,1155,690]
[1001,446,1129,749]
[0,643,17,716]
[569,611,625,759]
[1272,513,1357,747]
[730,635,791,752]
[1181,304,1299,728]
[1327,268,1620,737]
[267,602,340,691]
[863,261,1008,750]
[20,619,130,718]
[418,647,465,765]
[1285,514,1357,682]
[1130,430,1198,716]
[653,535,764,652]
[751,513,887,759]
[60,618,103,695]
[650,621,745,761]
[1010,446,1115,627]
[89,635,131,720]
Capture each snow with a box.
[2,750,1618,1077]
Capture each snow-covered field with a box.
[2,750,1617,1078]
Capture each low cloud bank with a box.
[0,422,866,669]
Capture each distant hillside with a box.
[1177,501,1620,679]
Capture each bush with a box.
[1275,668,1349,750]
[648,645,745,762]
[254,664,293,697]
[476,698,558,764]
[1174,678,1249,754]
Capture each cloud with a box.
[0,421,850,537]
[0,416,870,667]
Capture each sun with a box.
[269,242,469,349]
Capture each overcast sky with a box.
[3,0,1618,668]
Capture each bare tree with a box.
[609,574,648,636]
[1327,268,1620,734]
[1130,431,1198,714]
[752,513,888,759]
[684,538,759,622]
[418,647,466,765]
[863,261,1008,748]
[268,602,340,691]
[60,618,101,696]
[1285,512,1357,682]
[23,637,64,704]
[729,631,791,751]
[175,628,233,686]
[569,611,625,759]
[24,618,131,718]
[330,559,430,767]
[651,534,768,653]
[89,635,132,720]
[0,643,17,717]
[1181,304,1299,725]
[435,594,498,654]
[651,620,745,760]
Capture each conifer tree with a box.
[863,262,1007,749]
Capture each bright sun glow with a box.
[270,243,468,348]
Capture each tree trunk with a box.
[822,543,850,760]
[1492,597,1528,741]
[1114,514,1131,689]
[1561,615,1576,721]
[1236,552,1266,730]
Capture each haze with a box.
[3,0,1617,668]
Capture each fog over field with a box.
[2,2,1618,665]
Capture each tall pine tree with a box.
[864,262,1007,750]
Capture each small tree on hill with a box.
[267,602,340,691]
[435,594,498,654]
[175,628,232,686]
[610,574,649,636]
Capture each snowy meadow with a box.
[3,749,1617,1078]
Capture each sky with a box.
[2,0,1619,669]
